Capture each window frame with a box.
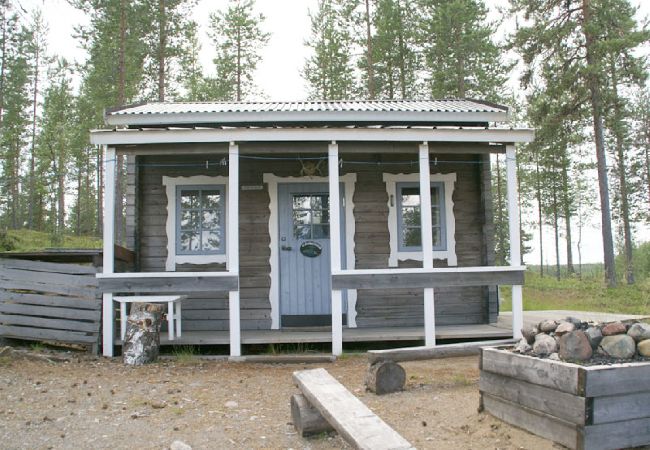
[383,172,457,267]
[395,181,447,252]
[175,184,226,256]
[162,175,228,271]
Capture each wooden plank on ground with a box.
[0,290,100,310]
[479,371,587,425]
[0,258,96,275]
[0,302,101,321]
[591,391,650,424]
[481,347,582,395]
[481,393,578,449]
[368,339,517,363]
[98,275,238,293]
[0,314,98,332]
[584,362,650,397]
[0,324,97,344]
[293,368,413,450]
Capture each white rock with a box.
[225,400,238,408]
[171,441,192,450]
[533,334,558,356]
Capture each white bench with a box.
[293,368,414,450]
[114,295,187,341]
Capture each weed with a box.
[451,374,473,386]
[172,345,198,363]
[30,343,45,352]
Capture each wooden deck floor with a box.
[139,323,512,346]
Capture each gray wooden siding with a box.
[128,142,495,331]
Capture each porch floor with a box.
[116,323,512,346]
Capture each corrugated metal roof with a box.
[104,99,509,127]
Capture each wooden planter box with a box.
[479,346,650,450]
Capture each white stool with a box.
[114,295,187,341]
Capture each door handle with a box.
[281,245,293,251]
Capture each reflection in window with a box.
[292,194,330,239]
[177,187,224,254]
[397,183,445,251]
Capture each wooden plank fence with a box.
[0,258,102,352]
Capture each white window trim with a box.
[163,175,228,271]
[263,173,357,329]
[383,172,457,267]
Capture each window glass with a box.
[397,183,445,251]
[177,186,225,254]
[292,193,330,239]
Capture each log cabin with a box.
[90,100,533,357]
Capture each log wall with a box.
[130,141,496,331]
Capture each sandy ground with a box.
[0,349,565,450]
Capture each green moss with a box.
[2,229,102,252]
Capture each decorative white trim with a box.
[162,175,229,271]
[263,173,357,329]
[383,172,457,267]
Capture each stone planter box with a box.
[479,346,650,450]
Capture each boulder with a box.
[514,338,532,354]
[638,339,650,357]
[539,320,558,333]
[521,325,538,345]
[559,331,593,361]
[555,321,576,336]
[564,316,583,327]
[533,334,557,356]
[598,335,636,359]
[585,326,603,349]
[627,323,650,343]
[602,321,626,336]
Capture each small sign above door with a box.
[300,241,322,258]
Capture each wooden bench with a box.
[293,368,414,450]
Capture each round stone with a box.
[555,321,576,336]
[585,326,603,349]
[515,338,532,354]
[627,323,650,343]
[539,320,558,333]
[533,333,558,356]
[602,322,626,336]
[521,325,539,345]
[598,335,636,359]
[559,331,593,361]
[638,339,650,357]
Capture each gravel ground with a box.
[0,348,563,450]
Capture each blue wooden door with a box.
[278,183,346,327]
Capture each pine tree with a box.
[208,0,270,101]
[304,0,357,99]
[418,0,509,100]
[511,0,649,287]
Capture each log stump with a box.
[122,303,164,366]
[365,360,406,395]
[290,393,333,437]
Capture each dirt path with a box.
[0,350,558,450]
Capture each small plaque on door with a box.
[300,241,322,258]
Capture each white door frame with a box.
[263,173,357,329]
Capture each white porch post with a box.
[419,143,436,347]
[228,142,241,357]
[506,144,523,339]
[102,146,116,357]
[328,141,343,356]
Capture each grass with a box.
[500,270,650,315]
[171,345,199,362]
[0,229,102,252]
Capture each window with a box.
[176,186,225,255]
[383,173,457,267]
[292,194,330,239]
[396,182,446,251]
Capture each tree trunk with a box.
[582,0,616,287]
[365,360,406,395]
[28,40,39,230]
[0,7,7,128]
[561,149,575,275]
[76,164,81,235]
[364,0,375,99]
[396,0,406,99]
[157,0,166,102]
[122,303,164,366]
[535,157,544,277]
[118,0,126,106]
[552,186,560,281]
[236,25,241,101]
[290,394,333,437]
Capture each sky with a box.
[14,0,650,265]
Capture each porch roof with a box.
[104,99,509,127]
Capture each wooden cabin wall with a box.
[126,142,497,331]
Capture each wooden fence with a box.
[0,258,101,352]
